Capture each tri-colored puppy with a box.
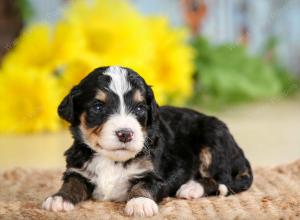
[42,66,253,217]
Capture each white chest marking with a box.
[69,155,148,202]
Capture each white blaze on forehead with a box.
[103,66,131,114]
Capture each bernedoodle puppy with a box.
[42,66,253,217]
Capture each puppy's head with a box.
[58,66,158,161]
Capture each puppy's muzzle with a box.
[115,128,133,143]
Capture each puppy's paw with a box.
[124,197,159,217]
[218,184,228,196]
[42,196,74,212]
[176,180,204,199]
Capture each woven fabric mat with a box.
[0,160,300,220]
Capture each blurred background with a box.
[0,0,299,169]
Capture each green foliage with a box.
[191,37,298,109]
[15,0,34,22]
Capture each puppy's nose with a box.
[115,129,133,143]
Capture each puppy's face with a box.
[58,66,158,161]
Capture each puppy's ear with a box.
[58,86,81,123]
[145,85,159,127]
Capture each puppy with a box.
[42,66,253,217]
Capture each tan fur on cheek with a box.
[79,113,102,149]
[199,147,212,177]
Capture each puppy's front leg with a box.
[125,172,165,217]
[42,172,94,212]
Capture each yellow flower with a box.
[141,17,194,104]
[59,53,103,94]
[1,25,53,73]
[61,0,194,104]
[0,0,194,133]
[2,22,86,74]
[0,68,60,133]
[51,21,87,67]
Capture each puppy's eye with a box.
[90,102,103,113]
[135,104,146,114]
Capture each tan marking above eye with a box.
[133,90,144,102]
[95,90,107,102]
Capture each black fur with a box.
[51,66,253,207]
[54,172,94,204]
